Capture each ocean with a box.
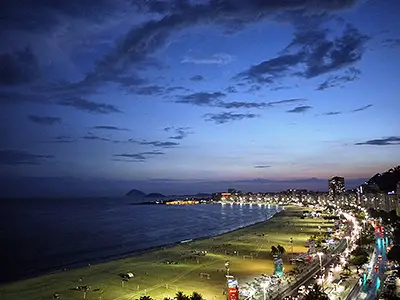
[0,198,281,283]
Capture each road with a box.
[346,231,389,300]
[275,239,347,299]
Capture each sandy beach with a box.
[0,206,333,300]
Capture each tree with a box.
[342,264,351,275]
[271,245,286,258]
[271,245,278,256]
[175,292,190,300]
[190,292,203,300]
[387,245,400,263]
[277,245,286,256]
[138,297,153,300]
[303,283,329,300]
[351,247,368,257]
[350,255,368,271]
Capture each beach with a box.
[0,206,333,300]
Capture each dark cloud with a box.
[0,0,120,32]
[355,136,400,146]
[82,133,110,142]
[323,111,342,116]
[165,86,190,93]
[133,85,166,96]
[204,112,259,124]
[88,0,360,88]
[92,126,129,131]
[236,52,305,84]
[254,165,271,169]
[176,92,226,106]
[189,75,204,81]
[164,127,192,140]
[58,97,121,114]
[218,101,267,109]
[225,86,238,93]
[114,150,165,161]
[351,104,372,112]
[316,67,361,91]
[43,135,76,143]
[28,115,61,125]
[267,98,306,106]
[135,140,180,148]
[0,149,53,165]
[236,24,368,85]
[0,47,39,86]
[382,38,400,49]
[287,105,312,113]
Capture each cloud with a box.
[236,24,368,85]
[225,86,238,93]
[316,67,361,91]
[287,105,312,113]
[189,75,204,81]
[218,101,267,109]
[204,112,259,124]
[164,127,192,140]
[113,150,166,162]
[58,97,121,114]
[92,125,129,131]
[0,149,53,165]
[28,115,61,125]
[133,85,166,96]
[176,92,226,106]
[355,136,400,146]
[382,38,400,49]
[267,98,306,106]
[351,104,372,112]
[181,53,234,65]
[254,165,271,169]
[43,135,76,143]
[0,47,39,86]
[82,133,110,142]
[133,140,180,148]
[323,111,342,116]
[1,0,360,110]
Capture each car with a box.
[375,264,380,272]
[378,254,382,261]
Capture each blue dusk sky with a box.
[1,0,399,197]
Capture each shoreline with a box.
[1,204,283,285]
[1,205,330,300]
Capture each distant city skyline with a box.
[1,0,400,197]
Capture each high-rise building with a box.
[329,176,345,200]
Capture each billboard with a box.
[227,279,239,300]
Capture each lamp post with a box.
[261,282,268,300]
[225,260,230,277]
[317,252,323,271]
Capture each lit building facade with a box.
[328,176,345,200]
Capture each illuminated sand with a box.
[1,206,334,300]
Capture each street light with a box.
[260,282,268,300]
[317,252,323,271]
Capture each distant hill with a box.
[145,193,165,198]
[125,189,146,198]
[365,166,400,192]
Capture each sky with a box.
[1,0,400,197]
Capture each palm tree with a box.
[277,245,286,256]
[138,296,153,300]
[190,292,203,300]
[271,245,279,257]
[175,291,190,300]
